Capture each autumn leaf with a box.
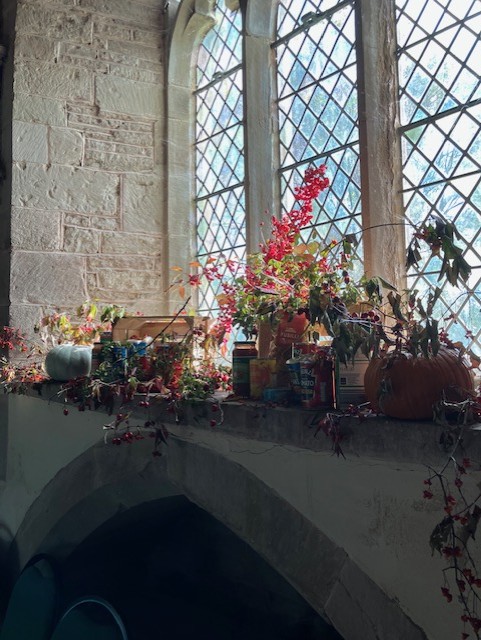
[293,243,309,254]
[216,293,230,305]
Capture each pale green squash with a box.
[45,345,92,381]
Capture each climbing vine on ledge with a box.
[422,392,481,639]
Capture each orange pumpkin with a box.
[364,348,474,420]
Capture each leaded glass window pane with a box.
[195,1,245,318]
[397,0,481,351]
[274,0,362,270]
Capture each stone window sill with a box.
[19,382,481,468]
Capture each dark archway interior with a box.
[59,495,344,639]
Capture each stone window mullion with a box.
[243,3,279,252]
[357,0,406,289]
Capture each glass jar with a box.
[232,341,258,397]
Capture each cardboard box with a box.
[336,356,369,407]
[111,316,210,345]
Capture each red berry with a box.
[210,419,217,427]
[63,408,69,416]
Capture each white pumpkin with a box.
[45,344,92,381]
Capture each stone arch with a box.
[14,435,426,640]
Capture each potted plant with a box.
[332,217,478,419]
[177,165,478,416]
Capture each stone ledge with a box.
[24,382,481,468]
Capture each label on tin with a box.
[232,356,252,384]
[300,355,335,409]
[249,358,277,399]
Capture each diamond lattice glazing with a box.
[275,1,361,265]
[397,0,481,350]
[195,2,245,317]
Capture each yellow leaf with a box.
[216,293,229,305]
[294,253,315,263]
[178,285,186,298]
[170,266,183,272]
[293,244,308,255]
[189,261,202,268]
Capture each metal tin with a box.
[262,387,292,403]
[286,355,302,400]
[249,358,277,399]
[90,342,103,374]
[112,345,128,380]
[299,348,336,409]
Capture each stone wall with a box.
[0,1,16,330]
[9,391,480,639]
[8,0,168,333]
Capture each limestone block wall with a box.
[9,0,168,334]
[7,393,481,640]
[0,1,16,330]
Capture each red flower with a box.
[188,274,201,286]
[470,618,481,633]
[443,546,462,559]
[441,586,453,602]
